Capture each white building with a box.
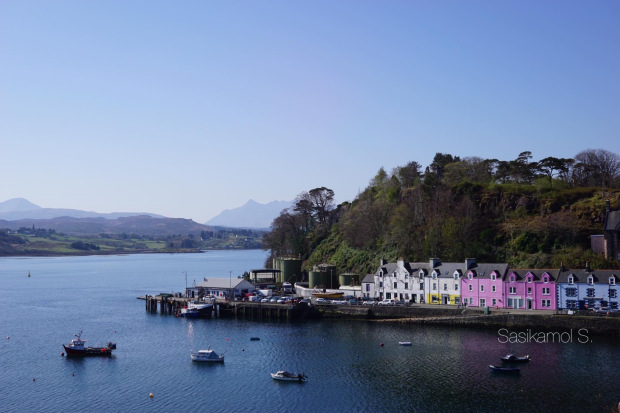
[186,278,255,300]
[361,274,376,299]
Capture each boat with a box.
[312,292,345,299]
[63,331,116,357]
[250,337,260,341]
[181,300,213,318]
[501,354,530,362]
[190,348,225,362]
[270,370,307,382]
[180,307,201,318]
[489,365,520,373]
[399,342,412,346]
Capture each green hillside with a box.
[263,150,620,274]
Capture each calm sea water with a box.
[1,250,618,413]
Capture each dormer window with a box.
[543,276,548,283]
[527,276,532,283]
[491,274,496,281]
[510,276,515,282]
[468,273,472,280]
[432,272,437,279]
[587,276,594,285]
[610,277,616,286]
[453,272,459,280]
[568,276,574,285]
[419,271,424,278]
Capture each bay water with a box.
[1,250,618,412]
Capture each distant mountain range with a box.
[0,198,165,220]
[206,199,293,229]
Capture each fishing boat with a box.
[500,354,530,362]
[312,292,344,299]
[399,342,412,346]
[271,371,307,382]
[181,300,213,317]
[489,365,520,373]
[63,331,116,357]
[190,348,225,362]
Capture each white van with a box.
[282,282,292,294]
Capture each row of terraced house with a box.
[361,258,619,311]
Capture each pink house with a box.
[460,260,509,308]
[504,269,557,310]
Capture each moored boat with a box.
[399,342,412,346]
[312,292,344,299]
[190,348,225,362]
[500,354,530,362]
[271,370,307,382]
[63,331,116,357]
[490,365,520,373]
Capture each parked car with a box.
[277,298,286,303]
[261,298,269,303]
[378,299,395,306]
[299,298,311,305]
[315,298,330,304]
[270,297,278,303]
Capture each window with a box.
[610,289,617,298]
[527,287,532,295]
[492,285,496,292]
[468,273,472,280]
[443,283,448,291]
[588,276,594,285]
[541,299,551,308]
[480,298,486,307]
[393,282,397,289]
[480,285,485,292]
[455,284,459,291]
[404,282,409,290]
[527,277,532,283]
[419,282,423,290]
[509,287,516,294]
[491,274,496,281]
[566,300,578,309]
[510,276,515,282]
[492,298,497,306]
[586,288,595,297]
[379,282,383,288]
[543,276,548,283]
[568,276,574,285]
[386,293,391,299]
[468,285,473,292]
[469,297,473,304]
[610,277,616,286]
[542,288,550,295]
[405,273,409,279]
[433,283,437,290]
[365,284,370,292]
[454,272,459,280]
[566,288,577,297]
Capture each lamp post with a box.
[229,270,232,301]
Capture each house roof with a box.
[604,210,620,231]
[467,263,509,279]
[556,269,620,284]
[194,278,252,289]
[506,269,557,282]
[361,274,375,284]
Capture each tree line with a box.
[262,149,620,272]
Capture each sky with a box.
[1,1,619,223]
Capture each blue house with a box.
[556,264,619,310]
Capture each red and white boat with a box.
[63,331,116,356]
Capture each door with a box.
[527,300,532,310]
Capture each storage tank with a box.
[318,264,338,289]
[308,271,325,289]
[339,274,353,287]
[281,258,302,284]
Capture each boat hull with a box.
[312,293,344,299]
[63,345,113,357]
[489,365,520,373]
[271,372,306,382]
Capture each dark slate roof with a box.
[361,274,375,284]
[556,268,620,284]
[506,269,557,282]
[604,210,620,231]
[430,263,465,278]
[467,263,509,279]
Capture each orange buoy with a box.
[149,393,154,398]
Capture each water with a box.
[1,251,619,413]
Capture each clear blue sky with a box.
[1,1,618,223]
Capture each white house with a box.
[361,274,376,299]
[186,278,255,299]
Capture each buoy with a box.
[33,378,35,382]
[226,338,229,341]
[61,352,65,357]
[242,348,245,352]
[6,336,9,340]
[149,393,154,398]
[72,373,74,377]
[380,343,384,347]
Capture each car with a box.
[332,299,348,305]
[299,298,311,305]
[277,298,286,303]
[378,299,395,306]
[261,298,269,303]
[315,298,330,304]
[270,297,278,303]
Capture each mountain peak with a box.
[206,199,293,228]
[0,198,41,213]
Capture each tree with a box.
[538,157,572,188]
[573,149,620,188]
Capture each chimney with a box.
[560,262,566,272]
[465,258,477,270]
[397,257,405,268]
[429,258,441,268]
[380,258,387,266]
[606,199,611,213]
[585,261,592,272]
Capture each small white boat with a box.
[270,370,307,382]
[399,342,412,346]
[190,348,225,362]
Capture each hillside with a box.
[263,151,620,274]
[206,199,293,229]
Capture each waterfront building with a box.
[187,278,255,300]
[557,264,619,310]
[373,258,464,305]
[503,269,557,310]
[361,274,376,299]
[460,260,509,308]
